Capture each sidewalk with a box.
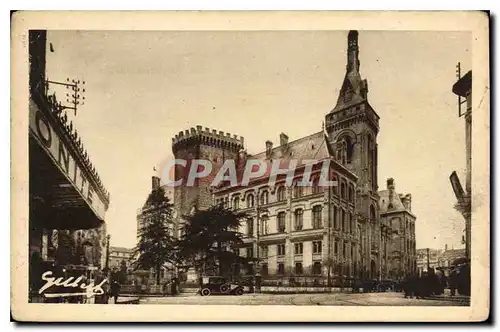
[426,294,470,304]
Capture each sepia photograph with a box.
[11,11,489,322]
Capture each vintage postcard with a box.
[11,11,490,322]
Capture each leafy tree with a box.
[134,186,176,285]
[178,205,255,278]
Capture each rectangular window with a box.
[312,205,322,229]
[277,186,286,201]
[294,242,303,255]
[312,262,322,275]
[295,262,303,275]
[342,242,346,259]
[334,240,338,255]
[247,218,254,237]
[312,177,321,194]
[278,212,286,233]
[294,209,303,231]
[277,244,286,256]
[342,209,346,231]
[313,241,322,254]
[277,263,285,275]
[260,245,268,258]
[334,206,338,229]
[294,183,303,198]
[247,247,253,258]
[260,216,269,235]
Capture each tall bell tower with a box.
[325,30,381,280]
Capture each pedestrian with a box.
[163,280,170,296]
[110,280,121,304]
[171,277,178,296]
[450,267,457,296]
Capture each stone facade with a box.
[170,30,417,281]
[379,178,417,279]
[171,127,244,235]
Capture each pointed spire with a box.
[331,30,369,112]
[347,30,360,73]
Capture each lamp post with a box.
[105,234,111,273]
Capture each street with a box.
[134,292,468,306]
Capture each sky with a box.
[45,30,471,250]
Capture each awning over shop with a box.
[29,96,110,230]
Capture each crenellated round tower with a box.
[171,125,245,220]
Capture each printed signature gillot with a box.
[13,11,489,322]
[38,271,108,299]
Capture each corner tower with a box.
[171,126,244,219]
[325,30,381,279]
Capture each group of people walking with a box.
[402,264,470,299]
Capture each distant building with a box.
[379,178,417,279]
[108,246,135,271]
[416,248,442,276]
[437,248,466,268]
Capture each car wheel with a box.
[220,284,230,293]
[201,288,211,296]
[235,288,244,296]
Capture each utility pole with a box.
[105,234,111,272]
[451,63,472,263]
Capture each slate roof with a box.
[252,131,331,162]
[378,189,407,214]
[215,132,355,192]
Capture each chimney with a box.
[387,178,395,204]
[280,133,289,147]
[265,140,273,159]
[387,178,395,190]
[152,176,160,190]
[445,244,448,251]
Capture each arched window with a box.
[246,194,254,208]
[337,136,354,164]
[332,173,339,195]
[341,181,346,199]
[233,196,240,210]
[294,209,303,231]
[348,184,354,202]
[260,190,269,205]
[277,186,286,202]
[370,205,376,222]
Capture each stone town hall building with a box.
[171,31,416,281]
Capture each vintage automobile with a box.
[199,276,245,296]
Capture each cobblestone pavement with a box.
[136,292,468,306]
